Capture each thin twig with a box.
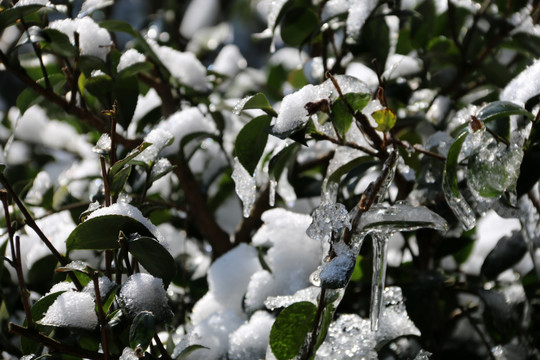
[0,174,83,291]
[21,19,51,91]
[392,139,446,161]
[100,156,111,207]
[92,274,110,360]
[153,334,173,360]
[9,323,106,359]
[302,287,327,360]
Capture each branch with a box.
[9,323,106,360]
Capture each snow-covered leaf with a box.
[235,93,277,117]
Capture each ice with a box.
[383,54,422,80]
[315,287,420,359]
[119,347,139,360]
[150,157,173,180]
[318,242,356,289]
[425,131,453,156]
[119,273,173,322]
[14,0,49,6]
[179,0,220,38]
[356,203,449,236]
[264,286,321,310]
[92,133,111,155]
[273,75,370,136]
[39,292,98,330]
[150,41,209,91]
[346,0,377,40]
[49,17,112,61]
[82,276,116,302]
[346,62,379,93]
[25,171,51,205]
[212,44,247,78]
[117,48,146,73]
[231,157,257,218]
[86,202,163,241]
[414,349,432,360]
[276,168,297,207]
[228,311,275,360]
[245,209,323,310]
[306,202,351,242]
[370,232,390,331]
[79,0,113,16]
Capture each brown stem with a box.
[172,155,232,258]
[100,156,111,207]
[21,19,52,91]
[92,274,110,360]
[0,174,83,290]
[9,323,106,359]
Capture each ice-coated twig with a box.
[370,232,390,331]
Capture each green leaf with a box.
[345,92,370,112]
[176,345,210,360]
[99,19,138,36]
[66,215,156,251]
[16,73,66,115]
[129,311,155,350]
[117,61,153,78]
[149,160,174,183]
[110,165,132,197]
[476,101,534,123]
[41,29,77,57]
[0,4,45,31]
[327,156,376,185]
[280,7,318,47]
[84,74,113,97]
[372,109,397,132]
[331,98,352,140]
[313,303,334,354]
[350,255,364,281]
[481,232,527,280]
[110,142,151,176]
[128,235,177,287]
[269,143,300,181]
[78,55,107,77]
[270,301,317,360]
[22,291,63,354]
[235,115,272,174]
[239,93,277,117]
[114,75,139,129]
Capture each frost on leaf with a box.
[232,157,256,218]
[40,292,98,330]
[92,133,111,155]
[306,202,351,242]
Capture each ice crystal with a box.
[231,157,256,218]
[306,203,351,242]
[264,286,321,310]
[92,133,111,155]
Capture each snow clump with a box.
[117,49,146,73]
[40,292,98,330]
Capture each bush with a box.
[0,0,539,359]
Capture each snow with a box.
[346,62,379,93]
[228,311,275,360]
[244,209,323,311]
[150,41,209,91]
[49,17,112,61]
[79,0,114,16]
[117,49,146,73]
[264,286,321,310]
[191,244,261,324]
[86,202,163,241]
[346,0,377,39]
[212,44,247,78]
[500,59,540,106]
[82,276,117,302]
[92,133,111,155]
[136,128,174,163]
[14,0,49,6]
[119,347,139,360]
[40,292,98,330]
[322,0,353,21]
[25,171,51,205]
[231,157,257,217]
[179,0,220,38]
[119,273,173,322]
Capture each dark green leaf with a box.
[16,73,66,115]
[481,232,527,280]
[280,7,318,47]
[66,215,156,251]
[443,131,468,199]
[22,291,63,354]
[114,75,139,129]
[117,61,153,78]
[149,161,174,183]
[129,311,155,350]
[41,29,77,57]
[99,19,138,36]
[331,98,353,140]
[235,115,272,174]
[269,143,300,181]
[176,345,210,360]
[240,93,277,117]
[345,92,370,112]
[270,301,317,360]
[0,4,45,31]
[78,56,107,77]
[84,74,113,98]
[110,142,151,176]
[110,165,131,197]
[476,101,534,123]
[128,235,177,287]
[328,156,376,185]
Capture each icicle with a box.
[370,232,390,331]
[269,178,277,207]
[375,150,399,204]
[231,157,256,218]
